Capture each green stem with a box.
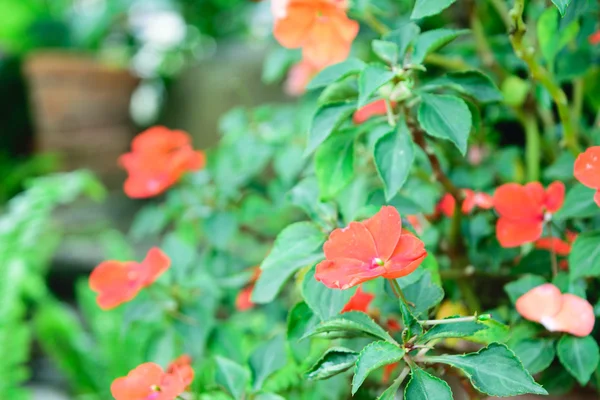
[423,53,470,71]
[523,112,541,181]
[420,315,487,326]
[507,0,580,156]
[389,278,412,306]
[362,12,389,36]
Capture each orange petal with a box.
[437,193,456,217]
[330,10,359,42]
[544,181,565,213]
[302,18,352,67]
[341,286,375,313]
[131,126,191,154]
[363,206,402,261]
[315,259,385,289]
[89,261,142,309]
[542,294,595,337]
[273,3,315,49]
[140,247,171,287]
[493,183,544,220]
[285,60,319,96]
[574,146,600,189]
[382,362,399,383]
[111,363,164,400]
[595,190,600,207]
[353,99,389,124]
[496,217,543,248]
[534,237,571,256]
[323,222,378,263]
[385,233,427,279]
[589,30,600,45]
[168,364,195,389]
[515,284,562,323]
[235,285,255,311]
[473,192,494,209]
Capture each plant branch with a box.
[420,315,488,326]
[522,112,541,181]
[362,12,389,36]
[507,0,581,155]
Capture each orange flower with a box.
[437,189,493,217]
[516,284,594,337]
[273,0,359,68]
[235,267,261,312]
[167,355,194,388]
[285,59,320,96]
[315,206,427,289]
[493,182,565,248]
[353,100,394,125]
[111,362,193,400]
[119,126,205,199]
[574,146,600,206]
[589,30,600,45]
[341,286,374,313]
[89,248,170,310]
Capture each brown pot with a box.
[23,51,139,187]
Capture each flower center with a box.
[372,258,385,267]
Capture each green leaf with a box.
[374,120,415,201]
[557,335,600,386]
[249,334,287,390]
[537,7,579,65]
[303,311,397,344]
[501,75,531,107]
[424,70,503,103]
[404,366,453,399]
[306,347,358,380]
[402,271,444,318]
[372,40,399,65]
[411,29,469,65]
[383,23,421,60]
[262,47,300,84]
[552,271,586,298]
[352,341,406,394]
[287,301,319,362]
[358,64,395,107]
[215,356,250,400]
[504,274,547,304]
[411,0,457,19]
[399,300,423,340]
[252,222,325,304]
[554,184,600,219]
[427,343,548,396]
[318,78,359,105]
[512,339,556,375]
[568,232,600,280]
[305,102,356,155]
[419,318,486,344]
[315,132,355,199]
[551,0,572,16]
[467,319,510,344]
[418,93,472,155]
[377,377,403,400]
[307,58,366,90]
[302,266,357,320]
[254,393,286,400]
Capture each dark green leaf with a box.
[418,93,472,155]
[383,23,421,60]
[551,0,572,16]
[411,0,457,19]
[287,301,319,362]
[557,335,600,386]
[511,339,556,375]
[352,341,406,394]
[419,318,486,344]
[467,318,510,344]
[262,47,301,84]
[302,266,357,320]
[399,300,423,340]
[215,356,250,400]
[252,222,325,304]
[377,377,403,399]
[306,347,358,380]
[305,102,356,155]
[569,232,600,280]
[554,184,600,219]
[402,271,444,318]
[249,334,287,390]
[318,78,359,105]
[404,366,453,399]
[307,58,366,90]
[303,311,397,344]
[315,132,355,199]
[427,343,548,396]
[411,29,469,65]
[374,120,415,201]
[504,274,547,304]
[358,64,395,107]
[372,40,399,65]
[423,70,502,103]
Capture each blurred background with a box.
[1,0,290,397]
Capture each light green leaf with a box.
[427,343,548,396]
[557,335,600,386]
[352,341,406,394]
[512,338,556,375]
[467,319,510,344]
[412,29,469,65]
[303,311,397,344]
[315,132,355,199]
[249,334,287,390]
[402,271,444,318]
[419,318,486,344]
[305,102,356,155]
[504,274,547,304]
[307,58,366,90]
[411,0,457,19]
[551,0,573,16]
[215,356,250,400]
[254,393,286,400]
[306,347,358,380]
[372,40,399,65]
[374,120,415,201]
[302,266,357,320]
[423,70,502,103]
[554,184,600,219]
[318,78,359,105]
[358,64,395,107]
[377,377,403,400]
[418,93,472,155]
[568,232,600,280]
[383,23,421,60]
[404,366,453,399]
[262,47,300,84]
[252,222,325,304]
[537,7,579,65]
[287,301,319,362]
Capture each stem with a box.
[389,278,412,306]
[547,221,559,277]
[423,53,470,71]
[469,4,506,80]
[572,78,584,132]
[420,315,483,326]
[487,0,511,29]
[523,113,541,181]
[394,366,411,387]
[507,0,581,155]
[363,12,389,36]
[384,98,397,127]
